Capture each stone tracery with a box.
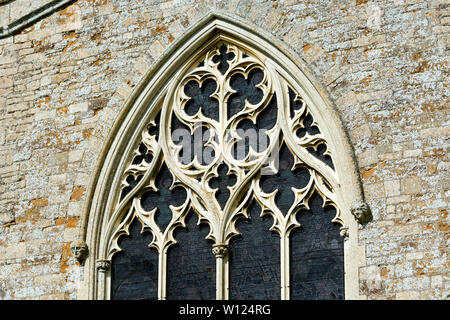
[102,39,347,300]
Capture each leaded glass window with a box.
[100,38,348,300]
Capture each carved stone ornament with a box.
[212,244,229,258]
[96,259,111,272]
[97,29,363,299]
[339,226,349,240]
[106,41,343,261]
[350,201,372,224]
[70,240,88,263]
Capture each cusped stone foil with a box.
[103,36,350,300]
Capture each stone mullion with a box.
[213,244,229,300]
[158,249,167,300]
[280,233,290,300]
[96,259,111,300]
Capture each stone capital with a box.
[340,226,349,240]
[212,244,229,258]
[96,259,111,272]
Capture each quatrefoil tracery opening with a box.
[114,41,341,249]
[107,39,345,300]
[212,44,236,75]
[184,78,219,121]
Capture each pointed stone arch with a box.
[75,12,371,300]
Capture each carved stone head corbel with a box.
[350,200,372,224]
[70,240,89,264]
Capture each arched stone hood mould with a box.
[77,10,371,299]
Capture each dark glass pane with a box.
[288,86,334,170]
[259,143,310,215]
[257,94,277,130]
[171,114,216,166]
[111,218,158,300]
[227,68,264,119]
[288,87,303,119]
[212,44,235,75]
[140,163,187,232]
[207,163,237,209]
[296,113,320,138]
[307,143,335,170]
[148,110,161,140]
[232,94,277,160]
[290,192,344,300]
[131,143,153,165]
[120,174,143,201]
[166,210,215,300]
[229,200,280,299]
[183,78,219,121]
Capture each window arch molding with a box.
[75,12,371,300]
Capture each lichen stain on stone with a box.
[380,267,390,279]
[32,39,55,53]
[438,222,449,232]
[87,0,108,6]
[57,4,79,24]
[16,198,48,224]
[35,96,51,108]
[412,61,430,74]
[91,50,111,67]
[70,186,85,202]
[93,108,104,116]
[57,106,69,115]
[361,167,377,179]
[358,75,373,88]
[82,128,93,139]
[60,242,72,273]
[18,24,35,36]
[55,217,79,228]
[63,30,77,40]
[35,131,66,150]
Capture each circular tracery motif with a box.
[112,41,340,250]
[106,40,343,300]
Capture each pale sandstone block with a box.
[34,109,56,121]
[0,77,13,89]
[68,150,83,163]
[396,291,419,300]
[431,275,443,288]
[384,180,401,197]
[357,148,378,167]
[69,102,88,114]
[364,182,385,199]
[149,40,165,59]
[401,177,422,195]
[49,174,67,185]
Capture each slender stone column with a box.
[212,244,229,300]
[96,259,111,300]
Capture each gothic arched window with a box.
[82,14,371,300]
